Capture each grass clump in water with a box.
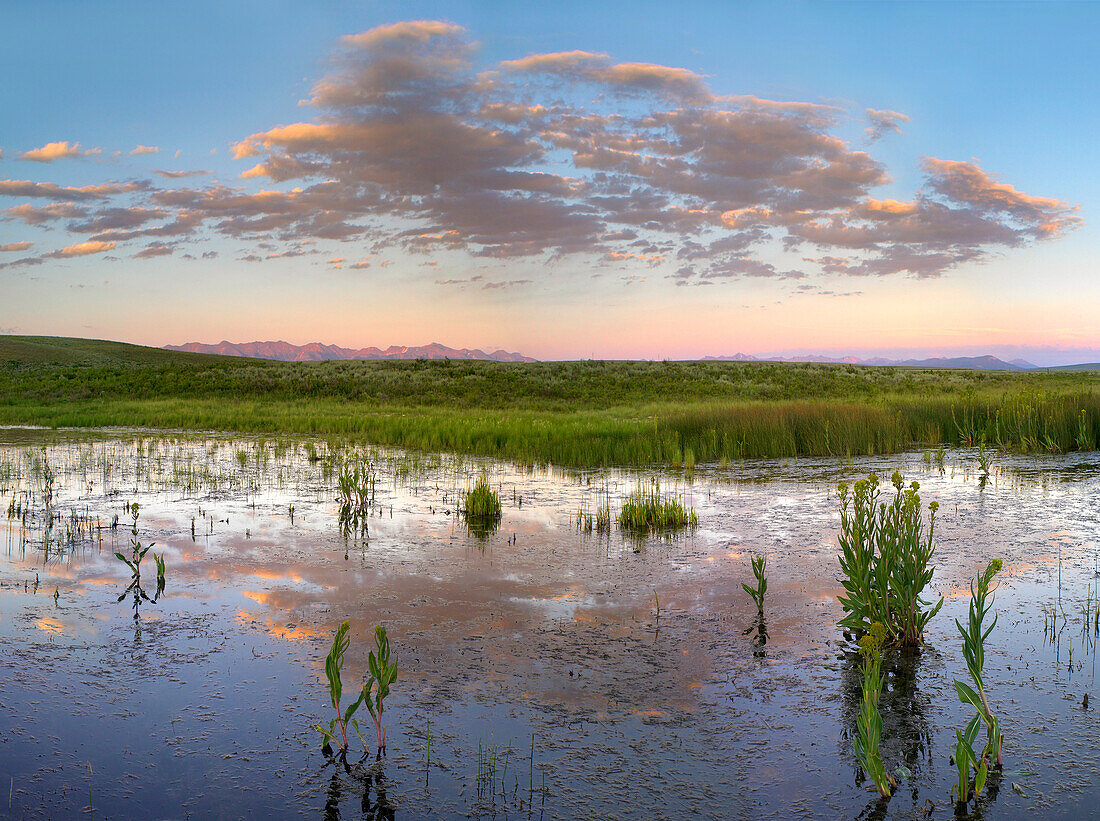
[617,479,697,534]
[461,473,502,524]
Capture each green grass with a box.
[1,335,1098,467]
[617,480,697,533]
[461,475,502,521]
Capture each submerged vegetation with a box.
[1,338,1098,467]
[836,473,944,647]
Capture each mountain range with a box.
[163,341,1096,371]
[164,340,535,362]
[702,353,1038,370]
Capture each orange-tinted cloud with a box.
[20,141,92,162]
[129,145,160,156]
[54,241,116,257]
[0,241,33,252]
[0,21,1080,282]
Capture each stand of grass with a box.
[461,474,502,523]
[2,347,1097,468]
[618,479,697,534]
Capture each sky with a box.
[1,0,1097,364]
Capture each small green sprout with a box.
[741,554,768,615]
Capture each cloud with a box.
[52,241,116,257]
[154,169,211,178]
[130,145,160,156]
[0,241,33,252]
[20,141,96,162]
[866,109,909,141]
[4,202,88,225]
[134,242,175,258]
[0,21,1080,282]
[0,179,149,201]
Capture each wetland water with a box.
[1,427,1098,819]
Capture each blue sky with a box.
[1,1,1096,363]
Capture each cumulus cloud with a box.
[20,141,96,162]
[129,145,160,155]
[0,241,33,252]
[0,22,1080,281]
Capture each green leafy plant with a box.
[955,559,1004,771]
[853,622,896,799]
[114,503,159,618]
[365,624,398,758]
[153,552,166,590]
[952,714,987,808]
[315,620,365,757]
[741,554,768,614]
[836,473,944,647]
[114,503,151,581]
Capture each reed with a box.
[617,479,696,534]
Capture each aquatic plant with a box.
[114,503,151,584]
[977,440,994,474]
[338,459,375,509]
[853,622,895,799]
[461,473,502,522]
[617,479,697,534]
[315,620,365,756]
[741,554,768,615]
[364,624,398,758]
[836,473,944,647]
[955,559,1003,770]
[153,552,166,592]
[951,714,987,809]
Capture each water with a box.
[0,427,1098,819]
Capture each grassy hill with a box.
[0,335,248,367]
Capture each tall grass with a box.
[2,355,1097,468]
[617,480,697,534]
[461,474,502,522]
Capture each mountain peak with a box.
[163,340,536,363]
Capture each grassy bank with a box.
[1,336,1097,466]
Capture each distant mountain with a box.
[701,353,1031,370]
[700,352,757,362]
[165,340,536,363]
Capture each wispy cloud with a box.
[129,145,160,156]
[865,108,909,141]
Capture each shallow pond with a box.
[1,427,1098,819]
